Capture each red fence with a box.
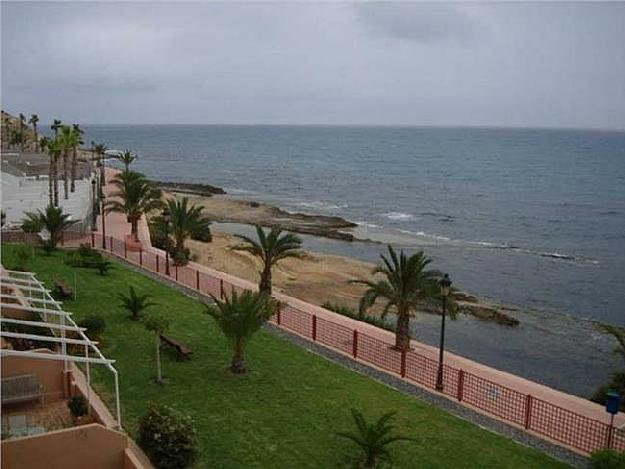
[84,232,619,456]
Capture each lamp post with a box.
[91,179,97,231]
[435,273,452,391]
[163,213,171,276]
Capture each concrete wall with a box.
[0,424,141,469]
[1,171,96,224]
[1,350,67,401]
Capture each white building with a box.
[1,151,97,226]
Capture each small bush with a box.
[172,248,190,266]
[589,449,625,469]
[12,245,32,271]
[78,314,106,338]
[65,246,104,268]
[191,229,212,243]
[67,395,88,418]
[138,403,197,469]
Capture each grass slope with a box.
[1,245,570,469]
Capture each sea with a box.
[75,125,625,397]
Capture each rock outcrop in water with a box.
[155,180,226,197]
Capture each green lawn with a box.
[1,245,570,469]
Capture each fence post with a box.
[607,423,615,450]
[175,265,178,282]
[60,232,65,246]
[312,315,317,341]
[109,236,113,252]
[220,279,225,299]
[196,270,200,290]
[139,249,143,266]
[276,303,281,325]
[352,330,358,358]
[457,369,465,402]
[124,241,127,259]
[91,232,95,248]
[156,256,160,273]
[524,395,533,430]
[400,350,406,378]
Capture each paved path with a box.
[95,167,622,434]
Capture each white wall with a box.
[1,171,96,225]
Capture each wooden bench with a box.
[1,374,44,405]
[53,276,73,299]
[159,334,193,360]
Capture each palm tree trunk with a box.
[394,309,411,351]
[231,340,246,373]
[260,264,272,295]
[130,217,139,242]
[70,146,77,192]
[33,125,38,152]
[53,158,59,207]
[63,151,69,199]
[100,154,105,189]
[48,157,53,206]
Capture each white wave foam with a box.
[383,211,414,221]
[297,200,348,211]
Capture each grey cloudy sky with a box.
[2,1,624,128]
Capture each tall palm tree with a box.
[58,125,77,200]
[51,119,62,137]
[337,409,415,468]
[70,124,84,192]
[105,171,163,242]
[162,197,211,264]
[352,246,440,351]
[94,143,108,189]
[232,226,302,295]
[23,205,76,250]
[117,149,137,172]
[47,138,63,207]
[29,114,39,151]
[18,113,26,151]
[206,290,276,373]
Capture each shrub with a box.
[65,245,104,268]
[67,395,88,418]
[323,302,394,333]
[589,449,625,469]
[191,230,212,243]
[12,245,32,271]
[138,403,197,469]
[78,314,106,338]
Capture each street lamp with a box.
[162,213,171,276]
[435,273,452,391]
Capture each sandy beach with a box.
[163,191,519,326]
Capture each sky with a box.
[2,1,625,129]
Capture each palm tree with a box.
[18,113,26,151]
[58,125,77,200]
[29,114,39,151]
[337,409,415,468]
[39,135,50,153]
[94,143,108,189]
[162,197,211,265]
[206,290,275,373]
[46,138,63,207]
[352,246,440,351]
[117,149,137,172]
[105,171,163,242]
[70,124,84,192]
[144,314,169,384]
[23,205,76,251]
[117,286,155,320]
[51,119,62,137]
[232,226,302,295]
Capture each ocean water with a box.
[76,125,625,395]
